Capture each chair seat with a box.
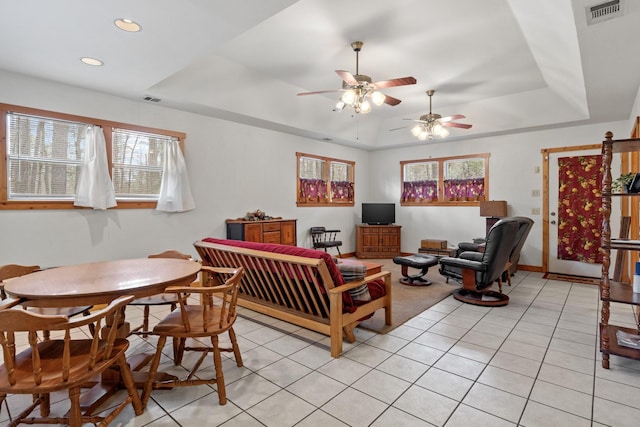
[129,293,179,306]
[316,241,342,248]
[0,338,129,393]
[153,305,230,337]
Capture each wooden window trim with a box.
[400,153,490,206]
[296,152,355,207]
[0,103,186,210]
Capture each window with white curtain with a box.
[0,103,187,210]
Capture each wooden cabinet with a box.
[226,219,297,246]
[600,131,640,368]
[355,224,401,258]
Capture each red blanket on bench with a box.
[201,238,385,313]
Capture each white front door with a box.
[548,149,603,277]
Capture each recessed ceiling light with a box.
[81,57,103,66]
[114,18,141,32]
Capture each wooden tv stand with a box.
[355,224,401,258]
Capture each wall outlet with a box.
[532,207,541,215]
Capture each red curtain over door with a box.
[557,155,603,263]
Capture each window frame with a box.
[0,103,186,210]
[400,153,490,206]
[296,152,355,207]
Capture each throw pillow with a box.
[336,262,371,302]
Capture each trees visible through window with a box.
[297,152,354,206]
[112,128,172,200]
[0,103,185,210]
[401,153,490,205]
[7,113,88,200]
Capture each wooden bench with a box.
[194,239,392,357]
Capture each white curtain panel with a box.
[156,140,196,212]
[74,126,117,210]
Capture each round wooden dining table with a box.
[3,257,202,413]
[4,257,201,308]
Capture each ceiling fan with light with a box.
[297,41,416,114]
[403,90,472,140]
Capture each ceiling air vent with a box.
[586,0,624,25]
[143,95,161,102]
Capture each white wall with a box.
[0,71,371,267]
[0,70,635,272]
[369,121,629,269]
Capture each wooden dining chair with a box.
[141,267,244,407]
[129,250,194,338]
[0,264,94,338]
[0,295,143,427]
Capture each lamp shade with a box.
[480,200,507,217]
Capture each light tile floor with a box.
[2,271,640,426]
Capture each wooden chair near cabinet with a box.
[0,295,143,427]
[310,226,343,257]
[141,267,244,406]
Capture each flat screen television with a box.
[362,203,395,225]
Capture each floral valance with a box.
[331,181,354,201]
[299,178,328,202]
[401,180,438,202]
[443,178,485,201]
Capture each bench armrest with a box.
[328,271,391,295]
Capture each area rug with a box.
[352,258,459,334]
[543,272,600,286]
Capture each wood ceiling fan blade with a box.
[439,114,466,122]
[297,89,340,96]
[382,94,402,106]
[442,122,472,129]
[373,76,417,89]
[335,70,359,86]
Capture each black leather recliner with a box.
[439,218,519,306]
[455,216,534,278]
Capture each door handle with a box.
[550,220,556,225]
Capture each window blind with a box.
[7,112,88,199]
